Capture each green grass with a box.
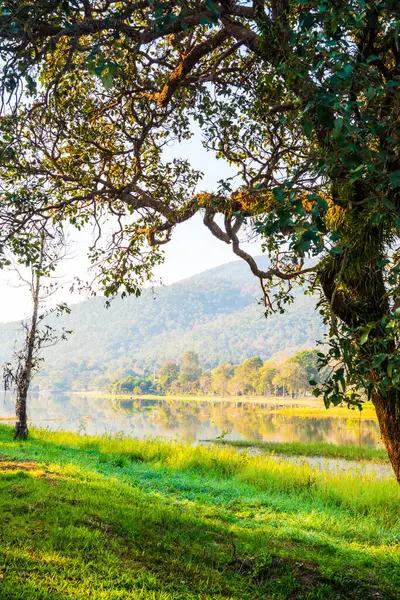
[0,424,399,599]
[213,440,389,462]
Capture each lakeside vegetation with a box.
[213,440,388,463]
[77,390,318,405]
[0,424,399,600]
[110,349,322,398]
[269,405,378,421]
[83,392,377,421]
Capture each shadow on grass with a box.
[0,425,399,599]
[0,467,396,600]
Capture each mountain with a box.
[0,257,324,390]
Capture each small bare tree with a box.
[3,228,71,439]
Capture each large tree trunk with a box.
[319,251,400,482]
[373,391,400,485]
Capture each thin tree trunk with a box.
[14,241,42,440]
[15,383,29,440]
[373,391,400,485]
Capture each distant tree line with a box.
[109,350,321,398]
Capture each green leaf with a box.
[372,353,387,367]
[318,199,329,213]
[332,118,343,139]
[272,187,285,202]
[365,86,376,100]
[301,115,313,137]
[359,327,371,345]
[350,164,363,182]
[205,0,220,16]
[330,231,340,243]
[383,197,394,209]
[299,12,314,30]
[101,73,113,89]
[338,64,353,79]
[385,80,400,89]
[316,105,335,129]
[389,171,400,189]
[376,259,389,267]
[371,212,383,225]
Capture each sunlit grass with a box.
[273,404,378,420]
[0,424,399,599]
[214,440,388,462]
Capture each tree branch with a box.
[157,28,231,108]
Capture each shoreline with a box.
[69,391,378,420]
[70,390,320,404]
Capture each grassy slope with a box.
[0,425,399,600]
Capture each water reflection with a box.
[0,392,382,448]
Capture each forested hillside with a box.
[0,258,323,390]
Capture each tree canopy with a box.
[1,1,400,480]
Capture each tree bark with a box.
[14,306,39,440]
[373,390,400,485]
[14,385,28,440]
[14,237,43,440]
[318,251,400,482]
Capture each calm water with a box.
[0,392,382,448]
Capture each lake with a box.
[0,392,382,448]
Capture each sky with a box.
[0,133,264,323]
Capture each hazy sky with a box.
[0,132,263,323]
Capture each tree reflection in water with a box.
[0,393,380,447]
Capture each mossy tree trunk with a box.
[319,231,400,481]
[373,391,400,485]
